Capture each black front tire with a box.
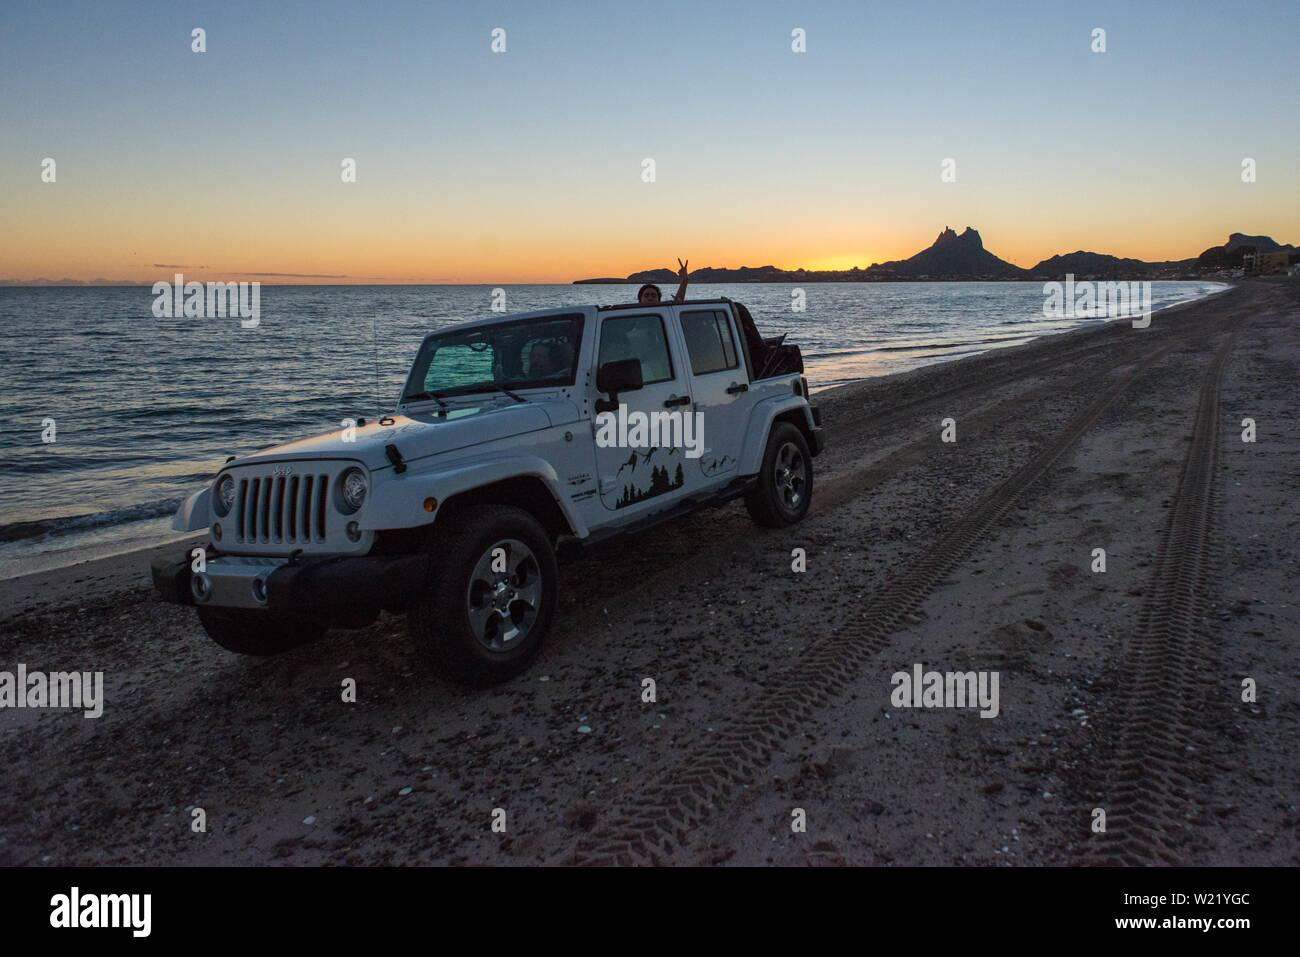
[408,504,557,686]
[196,607,326,656]
[745,421,814,527]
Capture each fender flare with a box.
[173,487,212,533]
[360,454,589,539]
[737,395,815,475]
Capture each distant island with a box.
[0,277,150,286]
[574,228,1298,284]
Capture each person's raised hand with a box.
[677,257,689,277]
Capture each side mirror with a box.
[595,358,644,412]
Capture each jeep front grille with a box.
[235,473,329,544]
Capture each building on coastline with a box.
[1243,251,1291,276]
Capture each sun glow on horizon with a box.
[797,253,883,272]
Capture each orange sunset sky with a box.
[2,2,1296,284]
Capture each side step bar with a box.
[557,476,756,559]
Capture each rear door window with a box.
[679,309,739,376]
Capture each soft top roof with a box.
[419,299,744,343]
[418,306,590,338]
[597,298,735,312]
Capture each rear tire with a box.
[196,607,326,656]
[745,421,813,527]
[408,504,557,686]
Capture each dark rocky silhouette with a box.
[868,227,1024,279]
[573,227,1295,284]
[1026,251,1196,280]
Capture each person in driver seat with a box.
[529,339,570,379]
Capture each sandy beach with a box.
[1,279,1295,866]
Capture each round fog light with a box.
[191,572,212,602]
[212,522,223,542]
[346,521,362,542]
[251,577,268,604]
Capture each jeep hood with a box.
[234,399,575,471]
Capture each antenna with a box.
[372,315,382,416]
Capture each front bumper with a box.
[152,551,429,613]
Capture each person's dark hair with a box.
[637,283,661,301]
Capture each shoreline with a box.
[0,282,1236,613]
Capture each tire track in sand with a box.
[562,338,1183,865]
[1085,319,1242,865]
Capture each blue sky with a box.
[2,0,1296,280]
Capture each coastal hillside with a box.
[868,226,1024,279]
[575,226,1294,284]
[1025,251,1196,279]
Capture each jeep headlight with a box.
[214,475,237,517]
[339,467,368,513]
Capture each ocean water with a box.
[0,280,1226,579]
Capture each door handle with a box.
[663,395,691,408]
[726,383,749,394]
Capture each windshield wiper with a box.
[470,383,527,404]
[406,384,527,407]
[403,390,450,411]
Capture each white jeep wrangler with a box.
[154,298,824,684]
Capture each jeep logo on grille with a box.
[272,465,293,477]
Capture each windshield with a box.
[402,313,584,403]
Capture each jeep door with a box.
[591,309,698,513]
[673,305,748,479]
